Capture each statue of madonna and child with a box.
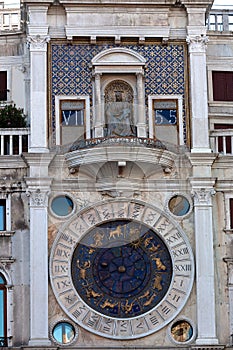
[105,87,136,137]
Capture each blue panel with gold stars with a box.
[51,43,185,135]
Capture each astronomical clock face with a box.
[50,199,194,339]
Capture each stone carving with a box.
[186,35,208,54]
[192,188,215,206]
[27,35,50,51]
[27,189,50,207]
[105,80,136,137]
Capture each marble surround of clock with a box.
[50,199,194,339]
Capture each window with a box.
[0,274,7,347]
[148,95,184,145]
[61,100,85,126]
[170,320,194,343]
[0,72,7,101]
[212,71,233,101]
[51,195,74,217]
[55,96,90,145]
[52,322,76,345]
[168,195,191,217]
[0,200,6,231]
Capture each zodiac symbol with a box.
[144,293,156,307]
[152,275,163,291]
[86,288,101,299]
[153,257,166,270]
[101,300,118,309]
[109,225,123,239]
[144,236,153,247]
[93,231,104,247]
[128,227,140,240]
[122,300,134,313]
[76,260,91,280]
[149,244,161,253]
[138,290,150,300]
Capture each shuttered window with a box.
[0,72,7,101]
[212,71,233,101]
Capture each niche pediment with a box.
[92,48,146,74]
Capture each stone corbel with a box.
[186,35,209,54]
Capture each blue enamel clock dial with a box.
[71,220,172,319]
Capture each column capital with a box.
[186,35,208,54]
[26,188,50,208]
[191,187,215,206]
[190,178,216,205]
[27,34,50,52]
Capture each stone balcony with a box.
[0,128,29,155]
[65,136,183,171]
[210,129,233,155]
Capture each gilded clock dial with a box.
[50,199,194,339]
[71,220,172,318]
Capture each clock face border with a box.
[49,199,194,340]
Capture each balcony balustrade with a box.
[210,129,233,155]
[0,128,29,155]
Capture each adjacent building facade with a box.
[0,0,233,348]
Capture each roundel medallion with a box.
[50,199,194,339]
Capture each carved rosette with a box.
[27,35,50,51]
[27,189,50,207]
[192,188,215,206]
[186,35,208,54]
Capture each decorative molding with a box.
[186,35,209,53]
[0,259,15,271]
[27,35,50,51]
[27,189,50,207]
[192,188,215,206]
[0,231,15,237]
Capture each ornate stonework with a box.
[50,199,194,340]
[27,189,50,207]
[186,35,209,54]
[192,188,215,206]
[27,35,50,51]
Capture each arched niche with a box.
[92,48,147,138]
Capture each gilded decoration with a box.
[50,43,186,137]
[50,199,194,340]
